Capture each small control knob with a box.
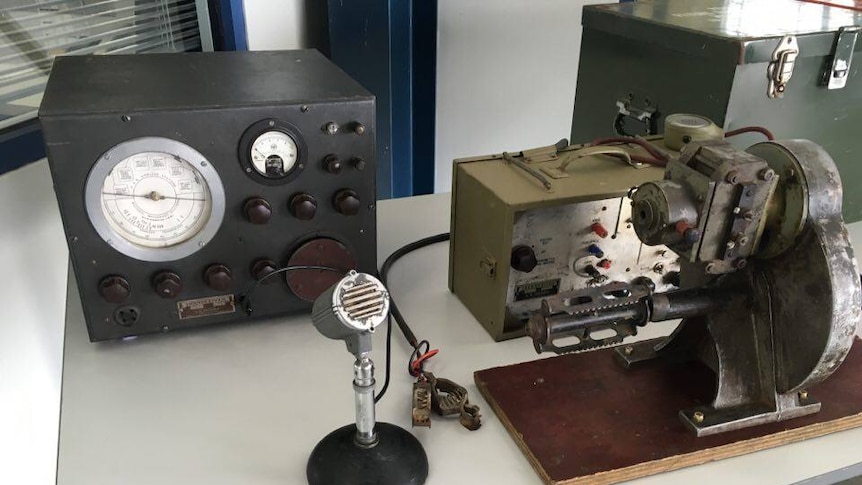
[244,197,272,224]
[153,271,182,299]
[510,245,538,273]
[353,122,366,135]
[591,222,609,238]
[290,193,318,220]
[323,121,339,135]
[204,264,232,292]
[587,244,604,258]
[251,258,278,284]
[597,259,612,270]
[323,154,343,174]
[99,275,130,303]
[333,189,361,215]
[353,158,367,171]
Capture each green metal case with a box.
[448,142,674,341]
[572,0,862,220]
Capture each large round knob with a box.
[204,264,232,292]
[250,258,278,284]
[153,271,182,299]
[510,245,538,273]
[333,189,361,216]
[323,154,343,174]
[243,197,272,225]
[99,275,130,303]
[290,193,318,220]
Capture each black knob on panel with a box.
[153,271,182,299]
[323,154,343,174]
[510,245,538,273]
[204,264,232,292]
[290,193,318,220]
[99,275,130,303]
[353,158,367,171]
[244,197,272,224]
[251,258,278,284]
[333,189,361,216]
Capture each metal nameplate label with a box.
[514,278,561,301]
[177,294,236,320]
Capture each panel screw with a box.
[725,170,739,184]
[799,390,808,400]
[300,105,309,113]
[759,168,775,181]
[121,115,131,122]
[323,121,339,135]
[693,411,705,423]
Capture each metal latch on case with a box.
[767,35,799,99]
[824,26,860,90]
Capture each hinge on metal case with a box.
[767,35,799,99]
[823,26,860,90]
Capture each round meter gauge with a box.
[250,130,298,177]
[85,137,225,262]
[239,119,307,184]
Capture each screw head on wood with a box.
[692,411,705,423]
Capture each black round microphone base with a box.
[306,422,428,485]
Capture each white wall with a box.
[435,0,607,192]
[243,0,327,51]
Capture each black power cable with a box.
[374,232,451,403]
[239,265,346,315]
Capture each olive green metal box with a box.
[573,0,862,220]
[448,145,676,341]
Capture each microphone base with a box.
[306,422,428,485]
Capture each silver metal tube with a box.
[352,355,378,447]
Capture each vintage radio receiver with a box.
[447,128,716,341]
[39,51,376,341]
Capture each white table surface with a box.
[4,160,862,485]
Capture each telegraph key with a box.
[39,51,376,341]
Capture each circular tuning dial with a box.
[244,197,272,224]
[290,193,318,220]
[333,189,361,216]
[153,271,182,298]
[99,275,130,303]
[251,258,278,284]
[204,264,232,291]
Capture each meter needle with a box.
[101,191,206,202]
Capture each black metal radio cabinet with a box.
[39,50,377,341]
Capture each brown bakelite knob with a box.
[204,264,232,292]
[251,259,278,284]
[323,154,343,174]
[244,197,272,225]
[333,189,360,216]
[99,275,130,303]
[290,193,318,220]
[153,271,182,299]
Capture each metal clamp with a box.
[767,35,799,99]
[824,26,860,90]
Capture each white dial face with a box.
[100,152,212,248]
[250,130,298,178]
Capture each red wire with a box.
[410,349,439,376]
[724,126,775,141]
[590,137,668,167]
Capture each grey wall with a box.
[434,0,607,192]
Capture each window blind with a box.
[0,0,203,131]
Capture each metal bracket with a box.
[614,96,658,136]
[824,26,860,90]
[767,35,799,99]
